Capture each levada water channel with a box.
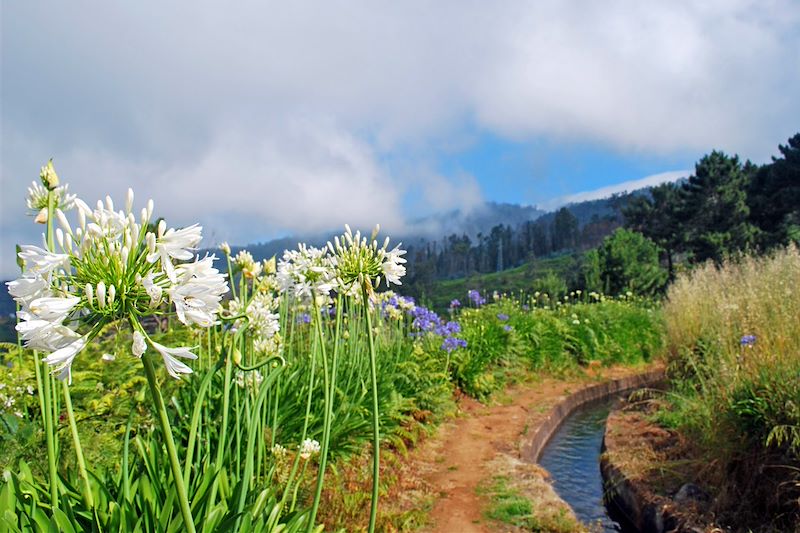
[537,395,637,532]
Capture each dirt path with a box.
[412,366,655,533]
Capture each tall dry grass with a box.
[660,244,800,529]
[665,244,800,375]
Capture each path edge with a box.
[520,368,666,464]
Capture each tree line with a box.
[405,132,799,299]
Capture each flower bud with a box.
[146,232,156,255]
[56,209,72,235]
[56,228,65,250]
[140,207,149,225]
[85,284,94,307]
[132,331,147,358]
[35,207,48,224]
[219,242,231,255]
[108,284,116,306]
[157,220,166,238]
[263,256,276,274]
[39,160,59,189]
[105,195,114,211]
[146,199,154,220]
[77,206,86,231]
[125,188,134,214]
[65,232,73,252]
[121,246,129,265]
[97,282,106,309]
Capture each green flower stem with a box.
[208,329,239,509]
[46,187,93,509]
[141,353,196,533]
[362,283,381,533]
[279,325,317,509]
[39,356,59,508]
[61,382,94,509]
[307,296,336,531]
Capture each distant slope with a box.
[418,254,580,312]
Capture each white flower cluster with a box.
[327,225,407,291]
[277,244,336,301]
[234,369,264,390]
[233,250,262,279]
[25,161,77,224]
[299,438,321,460]
[8,176,229,382]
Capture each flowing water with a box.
[538,396,636,532]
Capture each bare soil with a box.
[405,365,657,532]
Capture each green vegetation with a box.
[419,254,578,311]
[656,245,800,529]
[480,474,581,533]
[449,292,663,397]
[625,133,800,270]
[583,228,667,296]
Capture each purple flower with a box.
[496,313,509,321]
[503,325,513,332]
[411,305,441,332]
[467,289,486,307]
[521,304,530,311]
[296,313,311,324]
[441,336,468,353]
[435,321,461,336]
[740,335,757,347]
[450,299,461,308]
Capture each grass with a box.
[419,254,579,311]
[656,244,800,530]
[449,294,663,397]
[478,455,585,533]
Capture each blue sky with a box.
[430,133,702,208]
[2,1,799,276]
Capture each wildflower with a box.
[40,160,60,189]
[167,255,228,327]
[149,340,197,379]
[450,299,461,308]
[219,242,231,255]
[101,353,116,362]
[277,244,335,300]
[148,224,203,282]
[327,224,406,293]
[496,313,509,321]
[435,321,461,337]
[300,438,321,460]
[441,336,467,353]
[467,290,486,307]
[8,179,227,382]
[740,335,757,347]
[296,313,312,325]
[234,250,262,279]
[503,325,513,332]
[132,331,147,358]
[272,444,287,457]
[27,179,76,224]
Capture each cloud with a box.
[2,1,798,275]
[543,170,689,210]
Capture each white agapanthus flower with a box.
[276,244,335,301]
[327,224,407,292]
[26,161,76,224]
[7,172,228,383]
[234,250,263,279]
[299,438,321,460]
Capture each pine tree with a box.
[681,151,756,263]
